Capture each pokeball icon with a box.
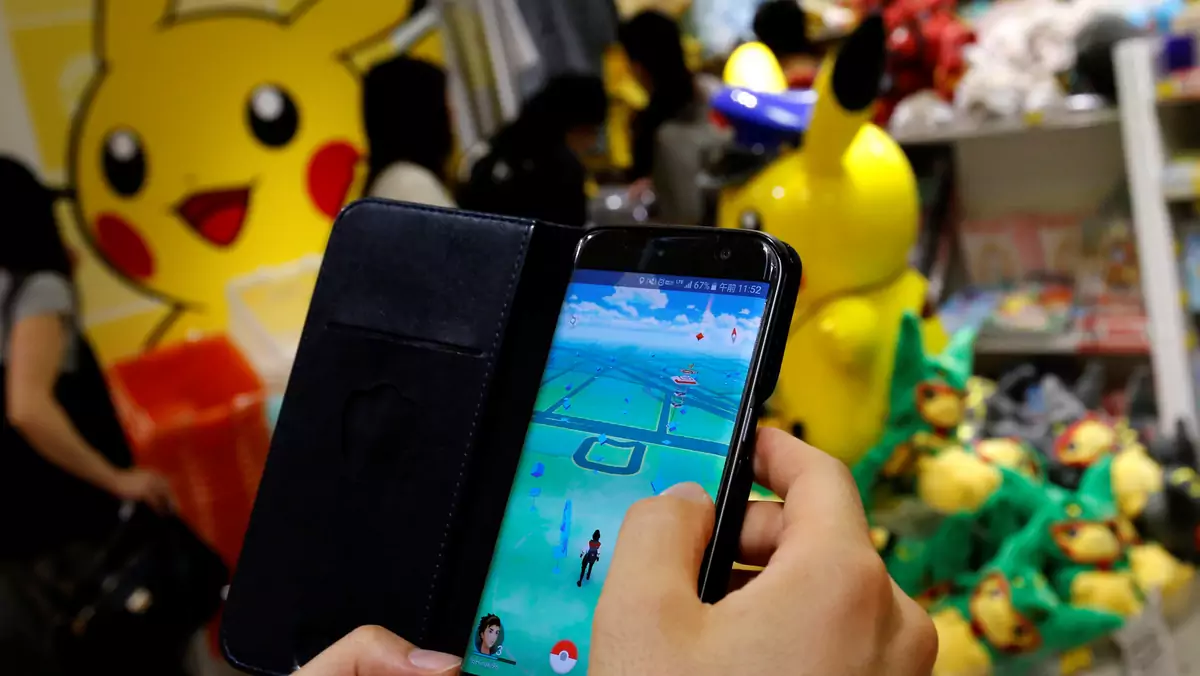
[549,639,578,673]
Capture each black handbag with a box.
[27,503,229,675]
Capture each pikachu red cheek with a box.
[306,140,360,219]
[95,213,155,281]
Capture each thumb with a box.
[297,626,461,675]
[602,483,715,608]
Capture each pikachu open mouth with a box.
[175,187,251,247]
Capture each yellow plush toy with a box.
[717,17,947,464]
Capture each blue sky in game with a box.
[557,282,767,357]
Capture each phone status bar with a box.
[573,270,770,298]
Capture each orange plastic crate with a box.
[108,335,269,569]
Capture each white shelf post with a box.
[1115,37,1199,437]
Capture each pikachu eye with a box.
[248,84,299,148]
[103,128,146,197]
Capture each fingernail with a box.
[663,482,712,504]
[409,649,462,672]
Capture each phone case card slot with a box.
[303,328,495,641]
[310,203,533,354]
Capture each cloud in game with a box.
[563,284,765,355]
[603,286,669,317]
[570,301,624,322]
[739,308,751,315]
[570,295,579,301]
[686,304,696,310]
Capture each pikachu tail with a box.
[804,14,885,175]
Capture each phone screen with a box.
[463,269,770,675]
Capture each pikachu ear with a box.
[804,14,885,174]
[96,0,174,63]
[723,42,787,93]
[290,0,411,57]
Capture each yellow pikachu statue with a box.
[69,0,412,347]
[715,16,947,465]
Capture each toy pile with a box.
[847,0,975,125]
[865,0,1183,129]
[853,312,1199,674]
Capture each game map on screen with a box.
[464,271,768,676]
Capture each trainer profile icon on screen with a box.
[475,614,505,657]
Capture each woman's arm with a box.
[5,315,172,511]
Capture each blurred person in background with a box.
[754,0,823,89]
[362,55,457,208]
[619,11,717,225]
[459,74,608,227]
[0,156,175,671]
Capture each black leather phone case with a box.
[221,203,801,676]
[221,200,582,674]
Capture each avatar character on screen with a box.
[578,530,602,587]
[474,614,504,657]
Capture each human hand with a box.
[110,468,176,514]
[296,626,461,675]
[592,427,937,675]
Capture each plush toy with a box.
[875,0,976,125]
[715,17,948,465]
[1003,456,1145,617]
[882,512,976,600]
[958,376,997,444]
[1073,13,1143,102]
[852,313,975,513]
[1139,421,1200,565]
[857,348,1198,672]
[929,544,1123,676]
[953,0,1097,119]
[973,438,1045,481]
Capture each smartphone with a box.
[460,226,798,676]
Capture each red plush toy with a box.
[853,0,975,125]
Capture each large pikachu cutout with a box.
[718,16,948,465]
[70,0,411,346]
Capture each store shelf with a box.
[975,332,1082,355]
[975,332,1150,356]
[1156,69,1200,103]
[1164,158,1200,201]
[891,108,1120,146]
[1116,37,1200,436]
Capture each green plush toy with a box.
[851,312,977,514]
[884,512,976,601]
[995,455,1144,618]
[966,461,1051,567]
[928,538,1125,676]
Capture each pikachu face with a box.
[974,438,1041,480]
[915,381,966,430]
[1050,519,1123,565]
[1054,418,1118,469]
[70,1,408,338]
[968,573,1044,655]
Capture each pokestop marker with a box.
[549,640,578,674]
